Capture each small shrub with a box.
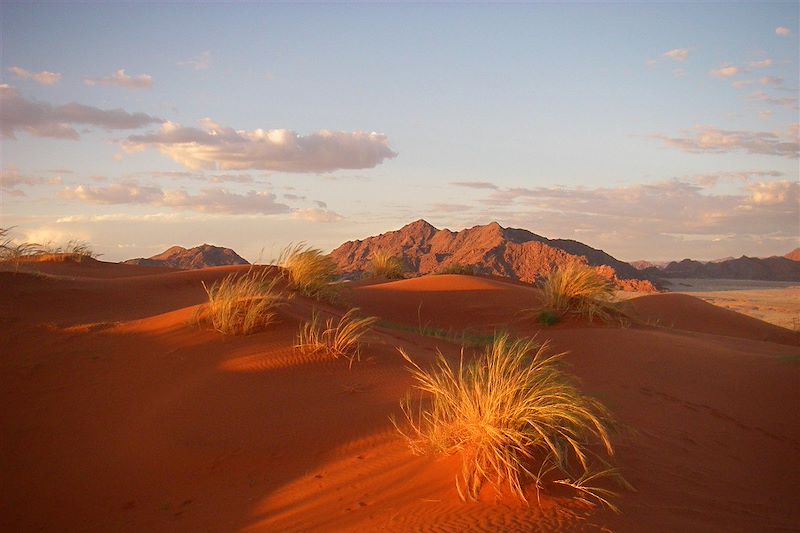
[366,250,405,279]
[278,243,338,300]
[537,310,560,326]
[537,263,618,322]
[296,307,378,366]
[436,263,475,276]
[200,269,286,335]
[393,333,620,507]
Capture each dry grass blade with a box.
[366,250,405,279]
[199,268,286,335]
[393,333,619,506]
[553,468,631,513]
[535,262,619,323]
[278,242,339,300]
[296,307,378,366]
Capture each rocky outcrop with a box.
[123,244,249,270]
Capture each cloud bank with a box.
[0,85,163,139]
[125,119,397,172]
[60,182,292,215]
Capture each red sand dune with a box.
[626,292,799,346]
[1,264,798,532]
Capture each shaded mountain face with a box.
[123,244,249,270]
[642,255,800,281]
[329,219,656,290]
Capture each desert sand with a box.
[2,259,799,532]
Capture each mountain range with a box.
[638,254,800,281]
[329,219,657,290]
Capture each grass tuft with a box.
[278,243,339,300]
[536,263,618,323]
[199,268,286,335]
[296,307,378,366]
[366,250,405,279]
[393,333,621,507]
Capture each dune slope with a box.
[1,266,798,532]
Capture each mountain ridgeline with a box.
[329,220,658,291]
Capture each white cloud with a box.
[710,63,739,78]
[758,110,774,120]
[672,68,687,79]
[178,51,211,71]
[652,124,799,158]
[0,85,163,139]
[7,66,61,85]
[775,26,791,37]
[124,120,397,172]
[662,48,689,61]
[84,69,153,90]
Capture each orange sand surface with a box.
[2,261,799,532]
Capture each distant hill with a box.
[329,219,657,291]
[641,255,800,281]
[123,244,249,270]
[785,248,800,262]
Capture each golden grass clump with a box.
[366,250,405,279]
[200,269,286,335]
[296,307,378,366]
[278,243,339,300]
[394,333,622,509]
[537,262,618,322]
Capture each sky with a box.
[1,2,798,262]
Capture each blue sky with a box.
[1,2,798,262]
